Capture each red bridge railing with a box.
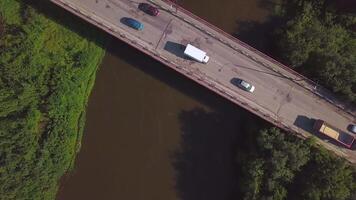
[159,0,355,118]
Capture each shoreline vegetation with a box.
[0,0,107,199]
[236,128,356,200]
[239,0,356,103]
[275,0,356,103]
[235,1,356,198]
[0,0,355,200]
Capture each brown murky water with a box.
[181,0,269,33]
[57,1,270,199]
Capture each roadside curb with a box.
[149,0,356,119]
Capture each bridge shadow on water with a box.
[172,108,268,200]
[104,39,270,199]
[174,108,240,200]
[25,1,274,198]
[102,36,275,198]
[20,1,356,198]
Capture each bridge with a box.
[50,0,356,163]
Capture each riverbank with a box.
[0,0,107,199]
[55,0,275,198]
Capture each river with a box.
[57,0,271,199]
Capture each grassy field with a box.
[0,0,108,199]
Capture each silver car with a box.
[231,78,255,93]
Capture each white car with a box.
[231,78,255,93]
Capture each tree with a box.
[291,148,356,200]
[275,0,356,102]
[0,0,106,199]
[239,128,310,200]
[276,2,323,67]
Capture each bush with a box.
[238,128,356,200]
[0,0,107,199]
[275,0,356,102]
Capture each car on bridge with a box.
[120,17,144,30]
[349,124,356,134]
[138,3,159,16]
[231,78,255,93]
[314,120,355,148]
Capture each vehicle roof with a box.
[184,44,206,59]
[319,122,355,147]
[240,80,251,88]
[139,3,158,14]
[126,18,140,23]
[124,18,143,29]
[321,124,340,139]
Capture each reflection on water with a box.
[57,0,271,199]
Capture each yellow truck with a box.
[313,119,355,148]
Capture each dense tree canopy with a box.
[237,2,356,197]
[1,0,355,199]
[238,128,310,200]
[238,128,356,200]
[0,0,106,199]
[292,149,355,200]
[275,0,356,102]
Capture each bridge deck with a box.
[50,0,356,163]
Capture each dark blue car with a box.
[121,17,144,30]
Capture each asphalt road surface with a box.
[50,0,356,163]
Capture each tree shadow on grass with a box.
[172,108,269,200]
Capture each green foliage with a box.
[239,128,310,200]
[238,128,356,200]
[291,147,356,200]
[0,0,23,25]
[275,0,356,102]
[0,0,106,199]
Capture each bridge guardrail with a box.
[152,0,355,119]
[50,0,355,163]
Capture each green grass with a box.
[0,0,108,199]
